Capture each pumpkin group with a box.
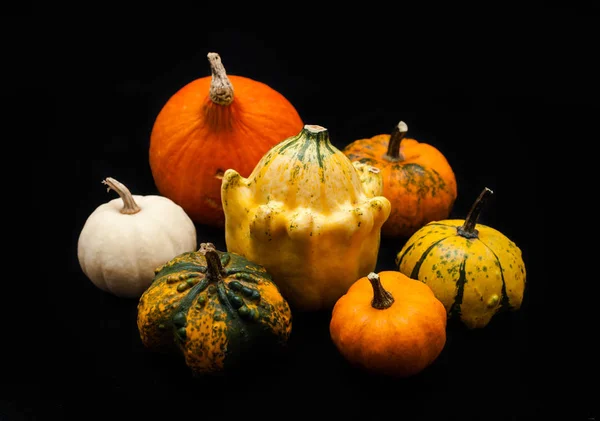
[395,187,526,329]
[222,124,391,311]
[149,52,304,228]
[137,243,292,375]
[330,270,447,377]
[74,45,531,385]
[343,121,457,238]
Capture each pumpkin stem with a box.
[367,272,395,310]
[457,187,494,238]
[102,177,141,215]
[207,52,234,106]
[199,242,225,281]
[383,121,408,161]
[303,124,330,142]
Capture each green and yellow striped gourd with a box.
[395,187,526,329]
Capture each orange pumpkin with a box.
[343,121,457,238]
[149,52,304,227]
[329,271,447,377]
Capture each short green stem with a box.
[303,124,330,143]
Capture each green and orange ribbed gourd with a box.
[395,187,526,329]
[137,243,292,375]
[343,121,457,238]
[222,124,391,311]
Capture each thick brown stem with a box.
[457,187,494,238]
[207,52,234,106]
[199,243,225,281]
[383,121,408,161]
[102,177,141,215]
[367,272,395,310]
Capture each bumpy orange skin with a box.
[149,75,303,227]
[344,134,457,238]
[329,271,447,378]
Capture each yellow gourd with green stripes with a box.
[395,187,526,329]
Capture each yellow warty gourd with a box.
[222,124,391,311]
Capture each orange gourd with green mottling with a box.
[222,124,391,312]
[137,243,292,375]
[343,121,457,238]
[395,188,526,329]
[330,271,447,378]
[149,52,303,228]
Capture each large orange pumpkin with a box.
[149,52,304,227]
[343,121,457,238]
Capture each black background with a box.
[4,7,597,421]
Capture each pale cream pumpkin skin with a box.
[77,177,197,298]
[222,125,391,311]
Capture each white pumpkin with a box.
[77,177,197,298]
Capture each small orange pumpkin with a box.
[329,271,447,377]
[343,121,457,238]
[149,52,304,227]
